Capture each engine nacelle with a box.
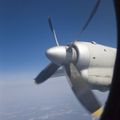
[73,41,116,91]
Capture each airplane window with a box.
[100,0,120,120]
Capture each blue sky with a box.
[0,0,116,76]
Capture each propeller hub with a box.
[46,46,77,66]
[46,46,67,66]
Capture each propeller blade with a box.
[48,17,59,46]
[34,63,59,84]
[65,63,102,117]
[81,0,101,33]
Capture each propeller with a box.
[35,0,103,117]
[48,16,59,46]
[34,63,59,84]
[65,62,102,117]
[35,43,102,118]
[34,17,60,84]
[80,0,101,33]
